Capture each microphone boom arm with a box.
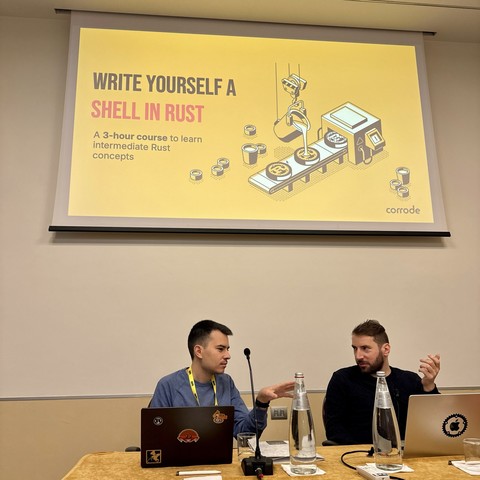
[241,348,274,476]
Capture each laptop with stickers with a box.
[141,406,234,468]
[403,393,480,457]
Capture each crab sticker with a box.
[177,428,200,443]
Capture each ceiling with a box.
[1,0,479,43]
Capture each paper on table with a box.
[451,461,480,476]
[248,439,324,463]
[281,464,325,476]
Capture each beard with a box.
[357,350,385,374]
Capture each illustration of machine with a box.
[322,103,385,165]
[250,69,386,195]
[273,73,309,143]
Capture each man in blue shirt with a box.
[151,319,294,438]
[324,319,441,445]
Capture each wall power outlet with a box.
[270,406,288,420]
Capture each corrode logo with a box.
[177,429,200,443]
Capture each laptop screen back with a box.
[403,393,480,457]
[141,406,234,468]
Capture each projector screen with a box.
[50,11,449,236]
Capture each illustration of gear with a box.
[324,130,348,148]
[294,146,320,166]
[442,413,468,437]
[265,162,292,181]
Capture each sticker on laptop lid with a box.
[212,409,228,424]
[442,413,468,437]
[177,429,200,443]
[146,449,162,464]
[153,416,164,426]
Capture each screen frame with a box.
[49,11,450,237]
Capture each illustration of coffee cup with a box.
[396,166,410,185]
[242,143,259,165]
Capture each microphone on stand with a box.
[241,348,274,476]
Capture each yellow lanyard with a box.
[186,366,218,406]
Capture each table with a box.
[62,446,466,479]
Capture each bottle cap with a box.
[294,372,304,378]
[376,371,386,377]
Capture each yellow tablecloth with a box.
[62,446,466,479]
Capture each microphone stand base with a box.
[241,456,274,476]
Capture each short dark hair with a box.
[352,319,389,346]
[187,320,233,359]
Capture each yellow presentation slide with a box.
[68,28,434,225]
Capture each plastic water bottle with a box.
[289,372,317,475]
[372,371,403,472]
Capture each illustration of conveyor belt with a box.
[248,138,347,194]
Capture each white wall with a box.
[1,16,479,400]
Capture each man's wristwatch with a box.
[255,398,270,409]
